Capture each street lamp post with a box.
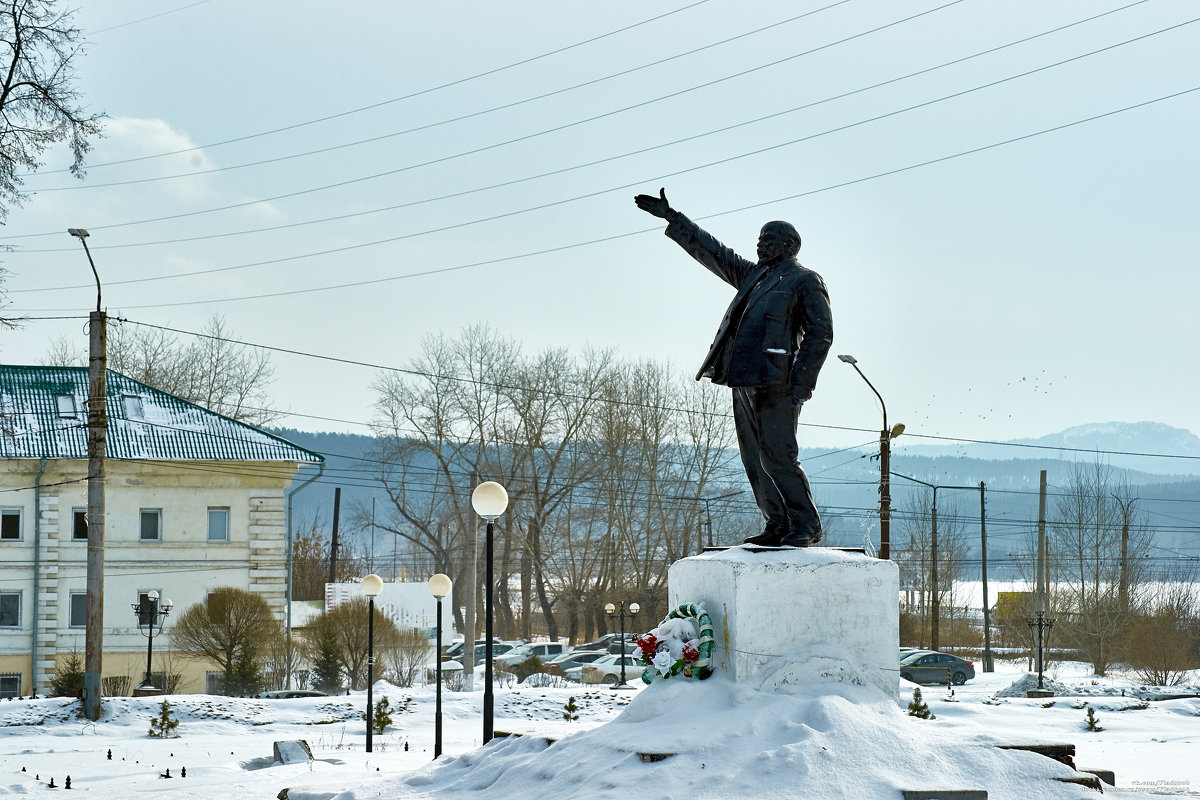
[838,355,902,560]
[470,481,508,745]
[68,227,107,721]
[131,591,172,693]
[604,601,640,688]
[361,573,384,753]
[427,573,452,759]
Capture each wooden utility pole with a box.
[929,486,939,652]
[70,228,106,721]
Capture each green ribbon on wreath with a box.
[640,602,715,684]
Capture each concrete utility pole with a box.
[1033,469,1049,689]
[979,482,994,672]
[69,228,106,721]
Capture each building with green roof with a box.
[0,366,323,696]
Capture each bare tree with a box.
[1118,566,1200,686]
[169,588,282,696]
[0,0,104,220]
[42,315,280,425]
[302,598,402,690]
[1049,461,1152,675]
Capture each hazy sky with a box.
[2,0,1197,452]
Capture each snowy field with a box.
[0,659,1196,800]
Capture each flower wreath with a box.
[635,602,715,684]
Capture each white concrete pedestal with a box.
[668,547,899,695]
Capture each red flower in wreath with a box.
[635,633,658,658]
[681,642,700,662]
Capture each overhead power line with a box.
[3,0,967,241]
[12,0,1157,255]
[14,81,1198,312]
[34,0,719,175]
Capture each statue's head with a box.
[757,221,801,264]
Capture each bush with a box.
[102,675,131,697]
[510,655,544,682]
[50,651,85,698]
[364,697,392,735]
[907,688,934,719]
[149,699,180,738]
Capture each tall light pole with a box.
[68,227,107,721]
[132,591,172,694]
[427,573,452,759]
[604,601,640,688]
[361,573,384,753]
[471,481,508,745]
[837,355,903,559]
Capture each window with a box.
[136,591,162,627]
[140,509,162,541]
[69,592,87,628]
[1,509,21,541]
[0,674,19,699]
[0,593,20,628]
[72,508,88,541]
[122,394,144,418]
[55,394,78,418]
[207,507,230,542]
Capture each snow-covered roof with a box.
[0,365,322,463]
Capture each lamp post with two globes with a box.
[361,573,384,753]
[604,601,639,688]
[427,573,452,758]
[132,591,172,694]
[470,481,508,745]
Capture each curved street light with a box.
[838,354,903,559]
[471,481,508,744]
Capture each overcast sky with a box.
[2,0,1196,452]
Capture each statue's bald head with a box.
[757,220,801,265]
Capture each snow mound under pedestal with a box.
[994,673,1072,698]
[289,670,1094,800]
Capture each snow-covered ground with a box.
[0,659,1196,799]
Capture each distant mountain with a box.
[271,423,1200,574]
[898,421,1200,477]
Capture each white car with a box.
[495,641,569,667]
[574,653,643,685]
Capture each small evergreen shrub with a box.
[563,696,579,722]
[364,697,392,735]
[148,699,180,738]
[50,651,85,698]
[907,688,934,719]
[1084,706,1103,732]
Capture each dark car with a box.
[574,633,626,652]
[899,650,975,685]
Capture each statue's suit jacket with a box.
[664,213,833,399]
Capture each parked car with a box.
[543,650,609,677]
[574,653,643,685]
[445,639,518,663]
[258,689,326,699]
[606,635,642,655]
[496,641,569,667]
[574,633,627,652]
[899,650,975,685]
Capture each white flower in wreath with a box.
[651,648,676,676]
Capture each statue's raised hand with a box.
[634,187,673,219]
